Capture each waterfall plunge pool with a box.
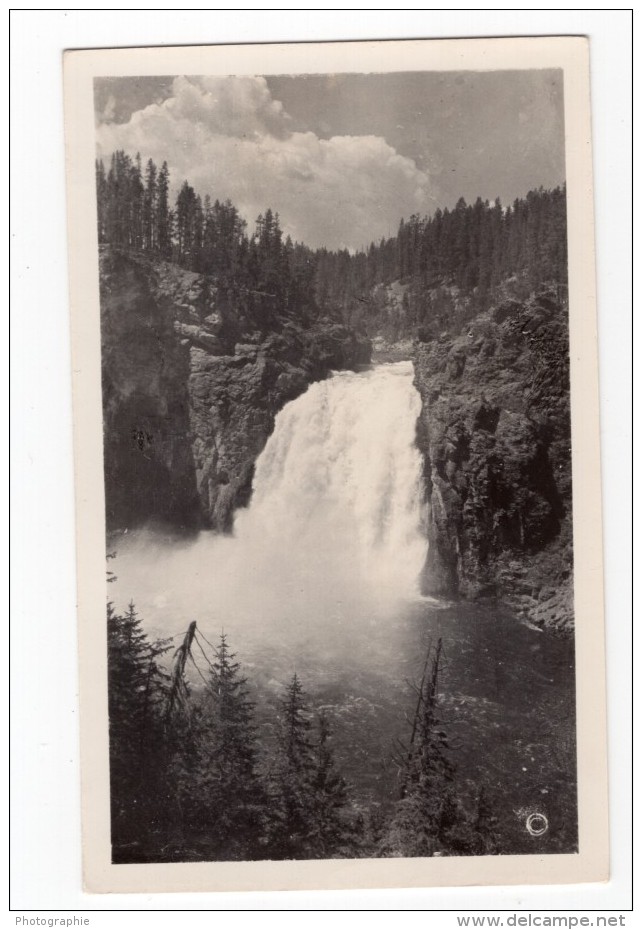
[109,361,577,855]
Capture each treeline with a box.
[96,151,567,341]
[316,187,567,318]
[108,600,499,862]
[96,152,317,319]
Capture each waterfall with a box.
[234,360,426,605]
[112,361,427,650]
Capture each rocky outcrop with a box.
[413,288,574,632]
[100,247,370,532]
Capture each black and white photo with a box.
[63,37,608,892]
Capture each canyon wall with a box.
[100,247,370,532]
[413,288,574,632]
[100,245,573,631]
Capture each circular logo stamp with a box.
[526,812,549,836]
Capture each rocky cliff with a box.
[413,288,574,632]
[100,247,370,532]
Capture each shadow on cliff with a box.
[100,246,371,535]
[413,287,574,632]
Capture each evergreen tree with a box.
[107,600,171,860]
[175,180,198,264]
[268,675,357,859]
[268,673,317,857]
[129,153,144,250]
[381,639,458,857]
[308,710,357,857]
[95,159,107,243]
[381,639,502,858]
[143,158,158,251]
[180,633,266,860]
[156,161,171,258]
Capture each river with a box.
[110,361,577,855]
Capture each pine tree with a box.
[156,161,171,258]
[175,180,194,263]
[282,673,314,772]
[143,158,158,251]
[181,633,266,860]
[204,633,258,782]
[95,159,107,243]
[268,673,316,857]
[106,600,171,860]
[308,711,357,857]
[380,639,503,858]
[381,639,458,857]
[130,153,144,249]
[268,676,357,859]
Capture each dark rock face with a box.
[100,247,371,533]
[413,289,574,632]
[100,250,202,531]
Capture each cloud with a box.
[100,94,116,123]
[96,75,431,250]
[164,75,290,139]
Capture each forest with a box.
[108,596,499,862]
[96,151,567,341]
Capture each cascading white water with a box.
[112,361,427,655]
[234,360,426,604]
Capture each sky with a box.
[95,70,565,252]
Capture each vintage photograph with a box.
[64,38,607,891]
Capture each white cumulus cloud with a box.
[96,75,432,251]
